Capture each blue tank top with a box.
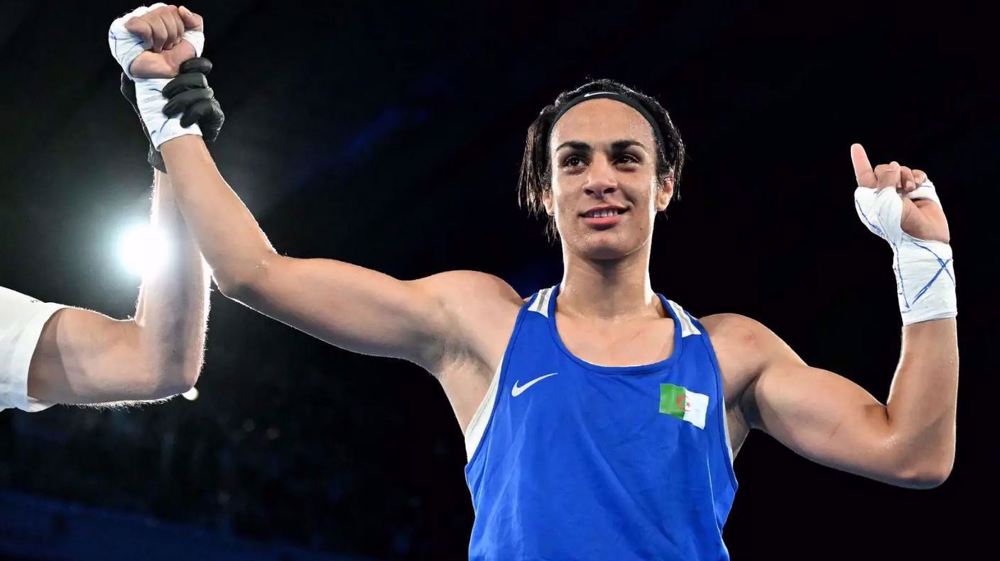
[465,283,737,560]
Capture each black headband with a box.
[549,91,665,153]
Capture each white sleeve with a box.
[0,287,66,412]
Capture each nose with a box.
[583,155,618,198]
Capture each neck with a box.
[557,241,661,321]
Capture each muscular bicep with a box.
[752,359,900,477]
[28,308,155,404]
[706,313,902,483]
[227,255,506,371]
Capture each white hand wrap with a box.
[108,4,205,148]
[854,180,957,325]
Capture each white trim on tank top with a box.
[530,287,701,339]
[527,287,554,317]
[464,354,503,461]
[664,299,702,337]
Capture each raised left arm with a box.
[739,316,957,489]
[737,145,959,489]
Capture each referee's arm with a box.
[26,170,209,405]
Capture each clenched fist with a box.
[124,4,203,78]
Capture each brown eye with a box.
[562,155,584,168]
[617,154,640,165]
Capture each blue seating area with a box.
[0,491,374,561]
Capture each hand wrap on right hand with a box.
[108,4,205,148]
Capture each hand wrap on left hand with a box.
[854,181,957,325]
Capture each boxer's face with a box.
[544,99,673,261]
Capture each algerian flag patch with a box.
[659,383,709,429]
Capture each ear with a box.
[655,174,675,212]
[542,189,555,216]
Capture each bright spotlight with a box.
[117,223,170,276]
[181,386,199,401]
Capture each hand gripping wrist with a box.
[108,4,205,148]
[854,180,957,325]
[135,77,202,148]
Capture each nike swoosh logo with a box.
[511,372,559,397]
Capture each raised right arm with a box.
[159,136,495,371]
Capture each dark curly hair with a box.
[517,79,686,242]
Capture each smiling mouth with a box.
[580,209,627,229]
[581,208,628,219]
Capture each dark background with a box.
[1,1,997,559]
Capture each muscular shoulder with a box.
[415,270,524,311]
[699,313,792,393]
[414,270,523,366]
[700,313,767,353]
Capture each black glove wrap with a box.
[120,57,226,172]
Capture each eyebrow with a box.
[555,139,648,152]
